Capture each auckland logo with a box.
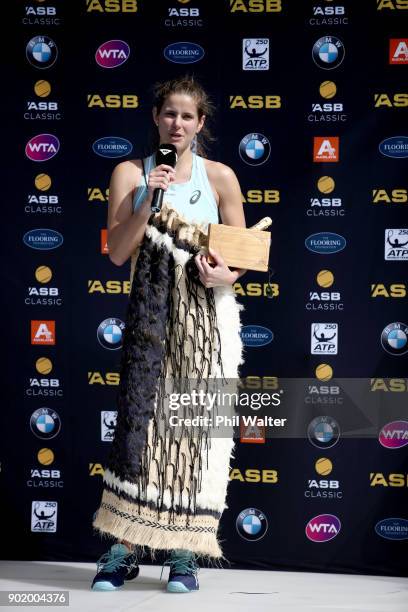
[23,229,63,250]
[305,232,346,254]
[240,325,273,347]
[25,134,60,161]
[95,40,130,68]
[306,514,341,542]
[379,421,408,449]
[379,136,408,159]
[164,42,205,64]
[92,137,133,158]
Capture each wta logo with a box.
[25,134,60,161]
[95,40,130,68]
[305,514,341,542]
[379,421,408,449]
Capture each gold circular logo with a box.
[319,81,336,99]
[315,457,333,476]
[34,80,51,98]
[316,269,334,288]
[35,266,52,283]
[315,363,333,381]
[36,357,53,375]
[38,448,54,465]
[317,176,335,194]
[35,174,52,191]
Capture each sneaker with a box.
[91,543,139,591]
[163,549,199,593]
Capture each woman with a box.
[92,76,246,593]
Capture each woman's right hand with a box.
[146,164,176,203]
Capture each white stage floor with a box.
[0,561,407,611]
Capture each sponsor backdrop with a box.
[2,0,408,576]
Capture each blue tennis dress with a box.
[133,152,219,226]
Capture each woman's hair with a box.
[151,75,215,157]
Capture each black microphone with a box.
[150,143,178,213]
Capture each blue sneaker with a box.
[163,550,199,593]
[91,543,139,591]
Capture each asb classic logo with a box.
[389,39,408,64]
[236,508,268,541]
[242,39,269,70]
[312,36,345,70]
[379,421,408,449]
[164,42,205,64]
[26,35,58,69]
[95,40,130,68]
[380,322,408,356]
[25,134,60,161]
[97,318,125,350]
[239,133,271,165]
[306,514,341,542]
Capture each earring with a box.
[191,134,198,153]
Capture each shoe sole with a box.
[92,581,122,591]
[167,581,198,593]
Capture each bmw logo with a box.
[236,507,268,541]
[30,408,61,440]
[312,36,345,70]
[26,36,58,70]
[239,133,271,166]
[381,322,408,356]
[97,318,125,350]
[307,416,340,449]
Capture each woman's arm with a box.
[195,161,247,287]
[107,160,176,266]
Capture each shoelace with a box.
[96,549,136,574]
[160,553,198,580]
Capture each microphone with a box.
[150,143,178,213]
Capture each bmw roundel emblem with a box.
[26,36,58,70]
[381,322,408,356]
[307,416,340,449]
[97,318,125,350]
[30,407,61,439]
[239,133,271,166]
[236,507,268,541]
[312,36,345,70]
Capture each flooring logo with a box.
[164,42,205,63]
[236,508,268,541]
[26,36,58,69]
[242,38,269,70]
[31,501,58,532]
[380,322,408,356]
[311,323,338,355]
[312,36,345,70]
[375,518,408,540]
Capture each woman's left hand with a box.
[194,248,245,288]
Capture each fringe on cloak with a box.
[92,203,244,558]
